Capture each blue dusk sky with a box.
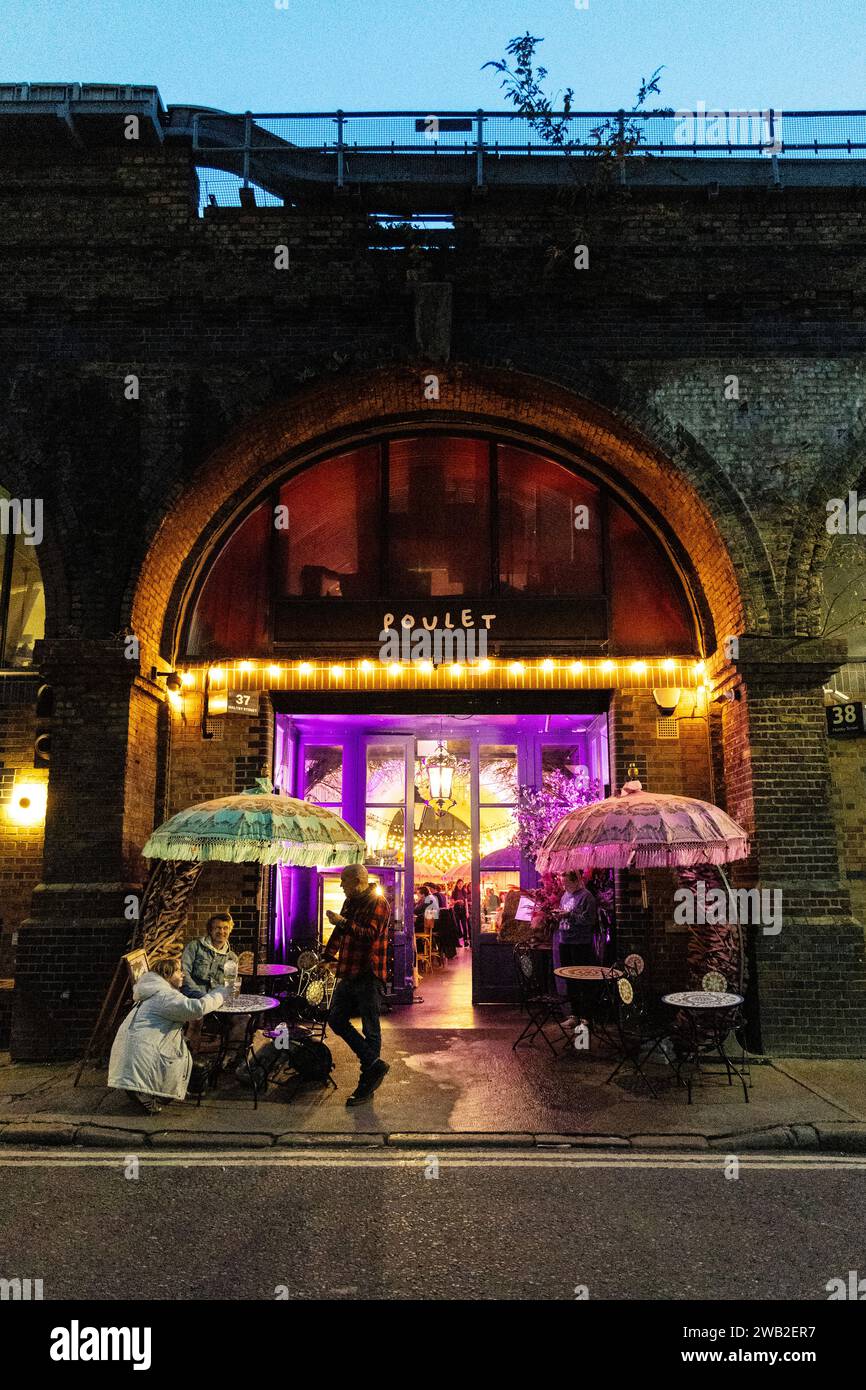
[2,0,864,113]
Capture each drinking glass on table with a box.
[223,960,239,1000]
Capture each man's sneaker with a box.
[364,1059,390,1093]
[345,1059,390,1107]
[562,1015,579,1031]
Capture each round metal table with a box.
[662,991,748,1103]
[210,993,280,1080]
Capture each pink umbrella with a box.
[536,778,750,991]
[536,779,749,873]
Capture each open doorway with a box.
[271,709,611,1010]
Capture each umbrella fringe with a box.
[538,839,749,873]
[142,836,366,867]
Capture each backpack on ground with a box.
[236,1030,334,1093]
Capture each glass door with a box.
[363,735,414,1001]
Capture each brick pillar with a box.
[11,639,161,1060]
[608,687,719,995]
[715,637,866,1057]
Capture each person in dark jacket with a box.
[451,878,470,945]
[557,871,598,1029]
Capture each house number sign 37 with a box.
[226,690,260,715]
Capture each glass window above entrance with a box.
[183,433,699,658]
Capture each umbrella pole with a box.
[716,864,745,993]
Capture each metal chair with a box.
[512,944,573,1055]
[605,974,671,1097]
[266,951,336,1044]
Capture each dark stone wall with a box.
[0,133,863,1056]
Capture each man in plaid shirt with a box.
[323,863,392,1105]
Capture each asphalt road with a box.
[1,1148,864,1302]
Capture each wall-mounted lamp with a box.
[651,687,682,717]
[7,779,48,827]
[151,667,182,694]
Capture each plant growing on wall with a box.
[483,32,671,166]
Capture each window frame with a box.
[180,428,700,658]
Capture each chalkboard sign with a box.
[826,702,866,738]
[226,690,260,716]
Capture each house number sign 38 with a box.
[826,702,866,738]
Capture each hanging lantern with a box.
[423,740,457,818]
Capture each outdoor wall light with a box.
[419,660,434,674]
[652,687,682,716]
[330,665,345,679]
[7,780,47,827]
[151,667,182,693]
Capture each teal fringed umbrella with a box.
[143,778,366,868]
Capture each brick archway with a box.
[128,365,756,666]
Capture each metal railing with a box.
[192,109,866,187]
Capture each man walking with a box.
[323,864,391,1106]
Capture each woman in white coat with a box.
[109,957,226,1115]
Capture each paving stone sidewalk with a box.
[2,1033,865,1152]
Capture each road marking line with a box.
[0,1150,863,1171]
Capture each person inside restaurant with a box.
[451,877,471,946]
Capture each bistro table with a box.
[662,990,749,1104]
[209,993,280,1095]
[554,965,623,1050]
[239,963,298,979]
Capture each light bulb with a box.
[298,662,313,676]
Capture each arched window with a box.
[0,486,45,668]
[184,435,697,657]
